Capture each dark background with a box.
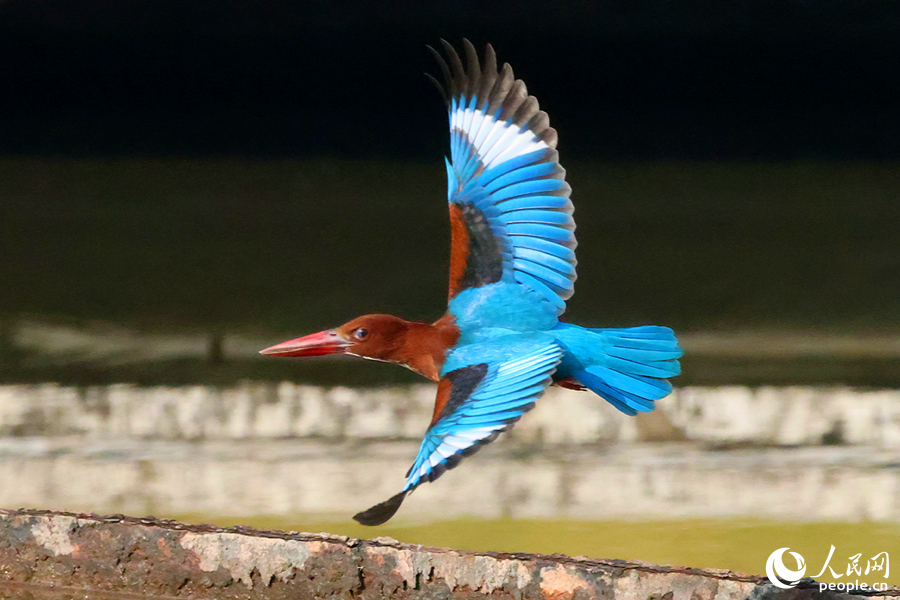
[1,1,899,385]
[2,0,899,159]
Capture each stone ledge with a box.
[2,442,897,521]
[1,509,896,599]
[4,382,900,448]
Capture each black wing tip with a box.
[424,72,448,103]
[427,41,549,134]
[353,490,408,526]
[427,39,494,104]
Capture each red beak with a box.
[259,329,351,357]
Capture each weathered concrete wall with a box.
[0,509,895,600]
[2,382,899,447]
[0,439,897,521]
[2,383,899,521]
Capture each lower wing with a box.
[353,335,562,525]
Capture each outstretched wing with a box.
[353,335,562,525]
[431,40,577,316]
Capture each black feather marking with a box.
[487,63,515,117]
[457,202,505,291]
[426,45,452,106]
[424,72,447,104]
[513,401,536,416]
[483,44,498,73]
[462,39,480,100]
[464,430,501,454]
[428,42,559,150]
[513,96,539,128]
[440,39,466,99]
[458,431,501,459]
[479,44,498,111]
[445,452,464,470]
[422,429,503,485]
[527,111,550,138]
[499,80,528,123]
[434,363,489,424]
[353,491,408,526]
[540,127,559,148]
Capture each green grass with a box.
[2,157,899,333]
[3,157,900,385]
[172,515,900,585]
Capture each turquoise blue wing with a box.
[433,40,577,316]
[405,340,563,489]
[353,336,562,525]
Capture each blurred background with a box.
[0,0,898,583]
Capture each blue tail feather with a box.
[605,325,677,338]
[552,324,683,415]
[574,370,656,415]
[604,355,681,378]
[586,365,672,400]
[605,345,682,362]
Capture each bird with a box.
[260,40,683,526]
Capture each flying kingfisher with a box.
[261,40,683,525]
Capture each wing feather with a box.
[353,337,562,525]
[404,340,562,490]
[433,41,577,313]
[499,196,572,211]
[510,234,576,260]
[483,162,559,192]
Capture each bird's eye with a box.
[354,327,369,340]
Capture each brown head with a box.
[259,313,460,381]
[260,314,412,361]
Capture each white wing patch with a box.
[452,106,550,169]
